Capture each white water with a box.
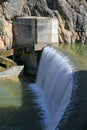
[29,46,73,130]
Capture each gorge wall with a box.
[0,0,87,50]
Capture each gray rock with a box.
[4,0,24,20]
[22,0,54,17]
[0,0,87,45]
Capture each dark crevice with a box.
[47,0,57,10]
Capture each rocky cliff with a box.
[0,0,87,50]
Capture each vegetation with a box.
[70,43,87,57]
[0,26,3,33]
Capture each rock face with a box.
[0,0,87,49]
[0,0,24,50]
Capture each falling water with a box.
[29,46,74,130]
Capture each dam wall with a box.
[13,17,59,74]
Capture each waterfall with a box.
[29,46,73,130]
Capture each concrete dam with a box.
[13,17,73,129]
[0,17,87,130]
[12,16,58,75]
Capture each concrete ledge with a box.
[0,49,14,57]
[34,43,48,51]
[0,65,24,80]
[0,56,16,69]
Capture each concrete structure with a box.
[13,17,59,74]
[0,49,17,69]
[51,18,58,43]
[13,16,59,50]
[0,49,14,57]
[0,66,24,79]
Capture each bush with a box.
[0,26,3,33]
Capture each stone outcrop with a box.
[0,0,24,50]
[0,0,87,49]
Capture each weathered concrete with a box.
[0,49,14,57]
[13,16,59,50]
[0,65,24,80]
[0,56,16,69]
[0,49,16,69]
[14,48,38,75]
[51,18,58,43]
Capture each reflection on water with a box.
[0,78,44,130]
[57,70,87,130]
[0,79,22,108]
[54,44,87,130]
[0,44,87,130]
[54,43,87,70]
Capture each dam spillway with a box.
[1,45,87,130]
[29,46,73,130]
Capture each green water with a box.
[54,43,87,70]
[54,44,87,130]
[0,79,22,108]
[0,44,87,130]
[0,78,44,130]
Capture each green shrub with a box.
[0,26,3,32]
